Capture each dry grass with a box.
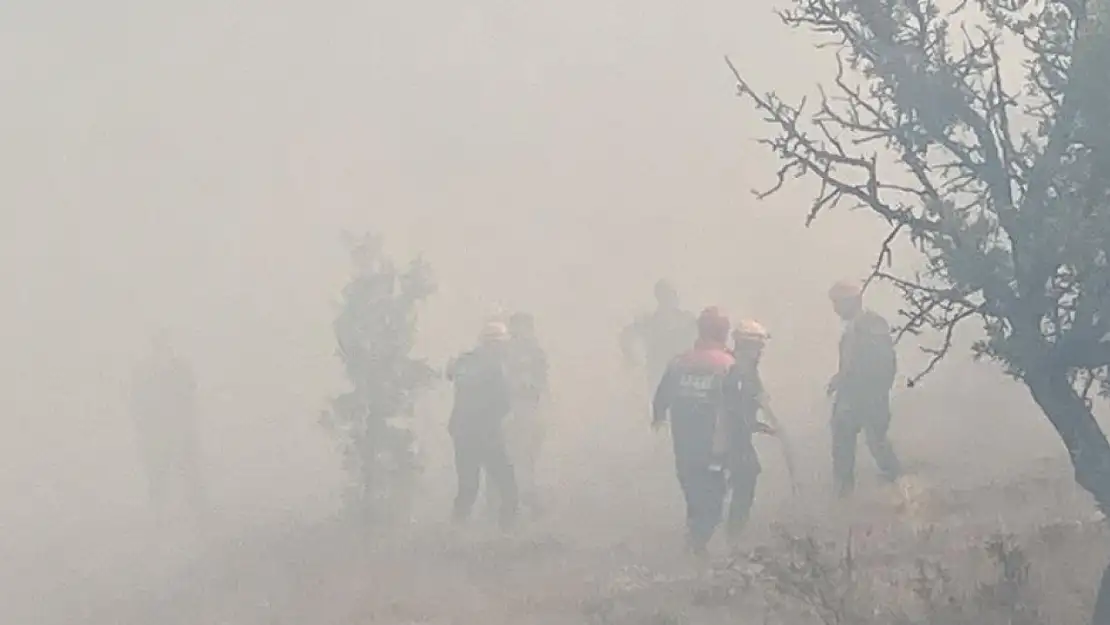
[78,394,1110,625]
[580,472,1107,625]
[103,469,1105,625]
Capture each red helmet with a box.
[697,307,730,342]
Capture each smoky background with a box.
[0,1,1068,623]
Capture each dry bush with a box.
[579,513,1101,625]
[741,526,1042,625]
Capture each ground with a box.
[19,371,1110,625]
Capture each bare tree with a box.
[728,0,1110,619]
[321,232,437,524]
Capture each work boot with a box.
[521,491,546,519]
[686,532,710,558]
[836,479,854,499]
[725,521,746,550]
[498,509,518,533]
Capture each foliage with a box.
[730,0,1110,383]
[320,231,437,523]
[730,1,1110,618]
[730,0,1110,485]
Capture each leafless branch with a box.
[863,224,903,292]
[726,56,941,235]
[906,307,980,387]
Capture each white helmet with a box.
[733,319,771,344]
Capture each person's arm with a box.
[683,312,698,346]
[829,327,851,396]
[620,318,643,366]
[651,364,677,426]
[727,366,774,434]
[752,391,777,435]
[875,326,898,389]
[445,354,461,381]
[535,348,551,396]
[722,364,745,420]
[748,372,776,434]
[493,360,514,417]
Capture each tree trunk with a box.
[1025,367,1110,511]
[1097,572,1110,625]
[1024,366,1110,624]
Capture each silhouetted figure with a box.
[826,281,901,497]
[721,319,777,543]
[130,331,207,529]
[652,307,755,556]
[621,280,698,396]
[446,322,518,530]
[503,311,550,515]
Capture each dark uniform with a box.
[130,348,206,527]
[720,358,765,540]
[503,330,549,509]
[830,309,901,496]
[447,341,519,528]
[653,338,756,553]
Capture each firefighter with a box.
[722,319,777,542]
[129,330,207,529]
[826,280,902,497]
[652,307,753,556]
[446,321,519,529]
[503,311,550,514]
[621,280,698,396]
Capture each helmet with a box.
[828,280,863,302]
[480,321,509,343]
[697,306,730,342]
[733,319,771,344]
[484,303,509,325]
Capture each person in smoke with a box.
[502,311,550,515]
[652,307,754,556]
[826,280,902,497]
[446,321,519,529]
[129,330,207,528]
[720,319,777,544]
[621,279,698,396]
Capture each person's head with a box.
[654,279,680,310]
[697,306,730,345]
[732,319,770,364]
[828,280,864,320]
[479,321,510,348]
[485,303,508,325]
[508,312,535,339]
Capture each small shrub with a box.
[320,231,437,524]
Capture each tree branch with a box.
[906,307,980,387]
